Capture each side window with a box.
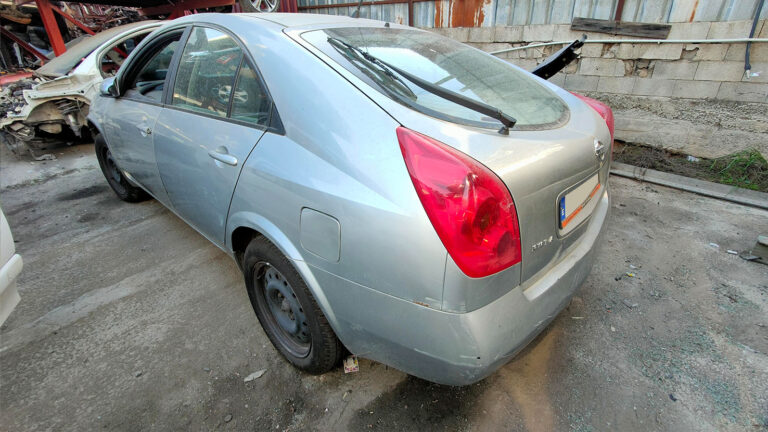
[230,61,271,127]
[99,30,153,78]
[172,27,242,118]
[125,34,181,102]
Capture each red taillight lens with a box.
[571,92,615,142]
[397,127,521,278]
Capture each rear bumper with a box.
[311,190,610,386]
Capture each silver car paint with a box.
[88,13,610,385]
[154,108,267,244]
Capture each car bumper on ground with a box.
[309,190,610,386]
[0,253,23,325]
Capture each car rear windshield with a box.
[302,27,568,130]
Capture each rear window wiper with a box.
[328,37,416,101]
[328,36,516,135]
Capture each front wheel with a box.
[94,133,149,203]
[239,0,280,12]
[243,237,343,374]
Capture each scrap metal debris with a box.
[343,355,359,373]
[1,76,83,159]
[243,369,267,382]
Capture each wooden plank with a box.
[571,17,671,38]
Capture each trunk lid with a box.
[398,90,611,282]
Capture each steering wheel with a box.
[213,85,249,105]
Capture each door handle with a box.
[136,124,152,136]
[208,147,238,166]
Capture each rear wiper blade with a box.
[328,37,516,135]
[328,37,416,100]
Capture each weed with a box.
[614,143,768,192]
[708,149,767,191]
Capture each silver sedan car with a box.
[88,13,613,385]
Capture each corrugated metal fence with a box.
[298,0,768,27]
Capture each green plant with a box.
[708,149,768,191]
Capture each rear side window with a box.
[302,28,568,130]
[230,61,271,126]
[172,27,242,118]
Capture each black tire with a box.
[243,236,343,374]
[94,133,150,203]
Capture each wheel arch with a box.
[86,119,105,139]
[226,211,340,331]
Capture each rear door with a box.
[153,26,272,246]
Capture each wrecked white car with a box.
[1,20,160,158]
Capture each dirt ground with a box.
[1,143,767,432]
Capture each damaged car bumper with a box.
[1,75,92,151]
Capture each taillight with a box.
[397,127,521,278]
[571,92,615,143]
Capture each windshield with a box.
[302,27,568,130]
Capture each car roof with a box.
[245,12,382,28]
[35,20,161,79]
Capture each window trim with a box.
[225,56,246,119]
[117,25,190,107]
[113,22,284,135]
[162,26,193,106]
[168,26,243,119]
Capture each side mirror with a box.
[100,77,119,98]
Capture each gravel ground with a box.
[1,144,766,431]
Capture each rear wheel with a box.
[243,236,343,374]
[239,0,280,12]
[94,133,149,203]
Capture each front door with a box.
[154,27,272,245]
[104,30,185,204]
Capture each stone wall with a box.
[429,20,768,158]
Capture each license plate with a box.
[559,174,600,229]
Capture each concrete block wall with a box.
[429,20,768,103]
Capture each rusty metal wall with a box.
[297,0,768,27]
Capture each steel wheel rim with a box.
[255,262,310,358]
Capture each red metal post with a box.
[279,0,298,13]
[35,0,67,56]
[614,0,626,22]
